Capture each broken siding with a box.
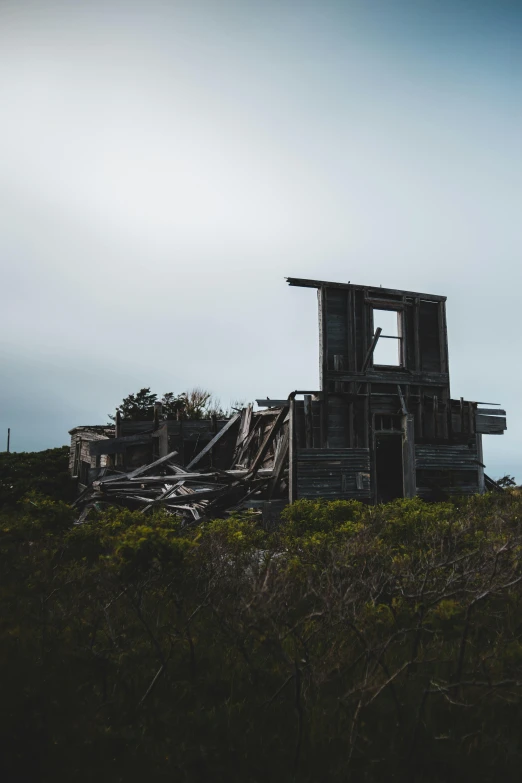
[69,430,112,476]
[415,443,480,497]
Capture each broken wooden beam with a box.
[249,407,288,476]
[186,413,240,470]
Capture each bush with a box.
[2,492,522,781]
[0,446,74,508]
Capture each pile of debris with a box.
[74,405,290,523]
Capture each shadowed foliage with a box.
[2,466,522,781]
[0,446,74,508]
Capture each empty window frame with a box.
[372,309,402,366]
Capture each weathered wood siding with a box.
[69,429,113,486]
[69,432,111,475]
[296,448,371,500]
[415,443,480,497]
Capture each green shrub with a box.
[1,489,522,781]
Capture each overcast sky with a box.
[1,0,521,480]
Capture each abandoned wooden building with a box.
[70,277,507,518]
[281,277,506,503]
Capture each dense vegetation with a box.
[0,446,74,507]
[2,449,522,781]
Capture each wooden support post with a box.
[303,394,314,448]
[318,287,329,448]
[233,404,253,466]
[433,395,439,439]
[210,414,217,466]
[349,384,355,448]
[289,397,297,503]
[333,354,345,392]
[368,387,376,503]
[152,403,162,460]
[363,384,370,449]
[268,427,290,500]
[115,411,122,467]
[441,392,449,440]
[318,286,328,390]
[397,385,407,415]
[156,423,169,458]
[468,401,475,436]
[476,434,485,494]
[6,428,10,453]
[402,414,416,498]
[414,297,421,371]
[417,386,426,438]
[439,300,449,375]
[361,328,382,374]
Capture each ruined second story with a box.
[283,277,506,502]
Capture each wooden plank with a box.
[397,385,407,415]
[286,277,447,302]
[156,488,226,505]
[141,480,187,512]
[476,417,507,434]
[361,328,382,374]
[267,427,289,500]
[89,432,151,456]
[186,413,240,470]
[235,416,262,467]
[255,400,290,408]
[99,468,273,484]
[127,449,180,479]
[476,408,506,416]
[331,369,451,386]
[364,298,407,310]
[233,405,252,461]
[250,406,288,475]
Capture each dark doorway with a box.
[375,434,404,503]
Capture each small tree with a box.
[161,392,190,419]
[109,388,158,421]
[109,387,229,422]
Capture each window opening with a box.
[372,309,402,366]
[374,414,402,432]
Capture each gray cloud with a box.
[0,0,520,480]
